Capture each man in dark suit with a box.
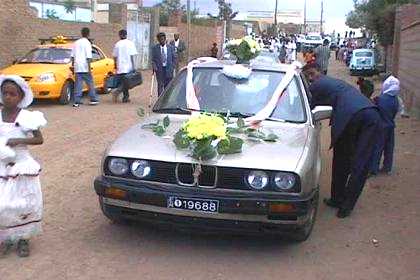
[303,63,382,218]
[152,32,176,96]
[170,33,186,74]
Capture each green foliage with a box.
[173,130,190,149]
[63,0,76,14]
[46,9,59,19]
[217,136,244,155]
[208,0,238,38]
[192,138,217,160]
[142,116,171,136]
[156,0,185,26]
[346,0,416,46]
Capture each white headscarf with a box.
[0,75,34,108]
[382,75,400,97]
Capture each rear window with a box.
[355,51,373,57]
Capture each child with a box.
[0,75,46,257]
[370,75,400,175]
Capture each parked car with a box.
[349,48,377,76]
[94,60,332,242]
[0,36,114,104]
[302,33,324,52]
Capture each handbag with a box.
[105,75,119,89]
[125,71,143,89]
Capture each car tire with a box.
[99,197,131,225]
[290,189,319,242]
[59,80,73,105]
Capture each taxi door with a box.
[90,47,111,88]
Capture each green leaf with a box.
[192,139,217,161]
[227,127,244,134]
[137,107,145,117]
[237,117,245,128]
[163,115,170,128]
[141,120,159,129]
[264,133,279,142]
[153,126,165,136]
[173,130,190,149]
[217,136,243,154]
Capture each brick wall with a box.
[0,0,123,69]
[392,4,420,117]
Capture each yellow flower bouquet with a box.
[226,36,262,64]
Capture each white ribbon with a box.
[184,58,301,122]
[245,62,301,123]
[186,57,218,110]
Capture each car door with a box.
[90,46,110,88]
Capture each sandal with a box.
[17,239,30,258]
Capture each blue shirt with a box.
[376,93,399,128]
[309,76,375,146]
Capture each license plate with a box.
[168,197,219,213]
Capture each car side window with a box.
[92,47,103,61]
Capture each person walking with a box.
[0,75,47,257]
[302,64,382,218]
[112,29,138,103]
[314,39,331,74]
[152,32,176,96]
[170,33,186,74]
[370,75,400,175]
[71,27,99,107]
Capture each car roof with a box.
[353,48,373,52]
[37,43,74,49]
[193,60,296,73]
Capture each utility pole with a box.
[274,0,278,35]
[304,0,307,34]
[320,0,324,34]
[187,0,191,61]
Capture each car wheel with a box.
[290,190,319,242]
[59,80,73,105]
[99,197,131,225]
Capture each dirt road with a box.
[1,58,419,280]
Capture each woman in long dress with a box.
[0,75,46,257]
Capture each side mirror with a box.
[312,106,332,122]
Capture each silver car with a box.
[94,61,332,241]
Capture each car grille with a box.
[104,158,300,192]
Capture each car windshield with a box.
[154,68,306,123]
[354,51,373,57]
[18,48,72,64]
[306,35,321,41]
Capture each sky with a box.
[143,0,357,34]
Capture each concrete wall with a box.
[392,4,420,117]
[0,0,124,69]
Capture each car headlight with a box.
[108,158,129,176]
[247,171,269,190]
[274,172,296,191]
[36,72,56,83]
[131,160,151,178]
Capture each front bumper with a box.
[29,81,62,99]
[94,176,318,234]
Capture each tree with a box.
[208,0,239,38]
[46,9,59,20]
[63,0,76,21]
[346,0,416,46]
[155,0,186,26]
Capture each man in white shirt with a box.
[170,33,186,74]
[112,29,138,103]
[70,27,98,107]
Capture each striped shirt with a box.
[314,45,331,72]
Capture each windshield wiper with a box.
[154,107,197,114]
[226,112,253,118]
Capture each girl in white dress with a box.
[0,75,46,257]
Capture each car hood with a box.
[0,63,68,78]
[107,114,309,172]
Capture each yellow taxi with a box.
[0,36,115,104]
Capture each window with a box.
[92,47,104,61]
